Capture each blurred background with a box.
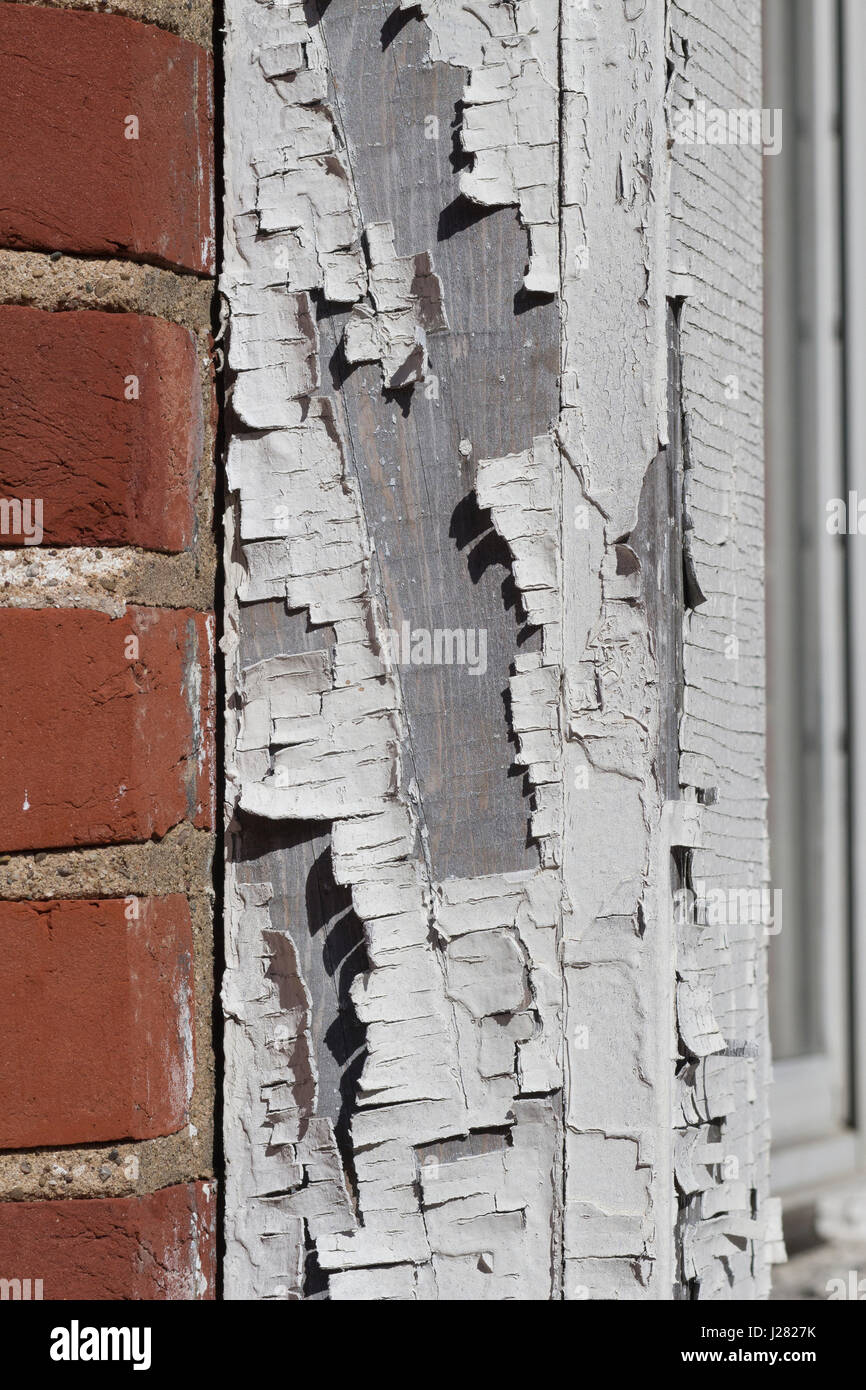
[764,0,866,1296]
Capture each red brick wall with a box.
[0,1,216,1300]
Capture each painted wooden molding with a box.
[221,0,777,1300]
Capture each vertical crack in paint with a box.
[222,0,564,1300]
[221,0,777,1301]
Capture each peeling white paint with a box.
[343,222,448,389]
[666,0,781,1299]
[476,434,562,867]
[403,0,559,294]
[557,0,677,1302]
[221,0,775,1301]
[221,0,564,1300]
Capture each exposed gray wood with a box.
[221,0,564,1301]
[220,0,778,1301]
[317,0,558,879]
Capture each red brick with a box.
[0,7,214,274]
[0,607,215,851]
[0,1183,215,1300]
[0,308,203,551]
[0,896,194,1148]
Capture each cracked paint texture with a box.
[665,0,783,1298]
[221,0,777,1300]
[401,0,559,294]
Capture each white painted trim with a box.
[771,1055,843,1148]
[807,0,850,1134]
[771,1132,859,1196]
[220,0,772,1300]
[764,0,849,1128]
[841,0,866,1171]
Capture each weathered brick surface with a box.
[0,0,218,1286]
[0,895,194,1149]
[0,307,202,551]
[0,6,214,274]
[0,1182,215,1299]
[0,606,215,852]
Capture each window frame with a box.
[764,0,858,1194]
